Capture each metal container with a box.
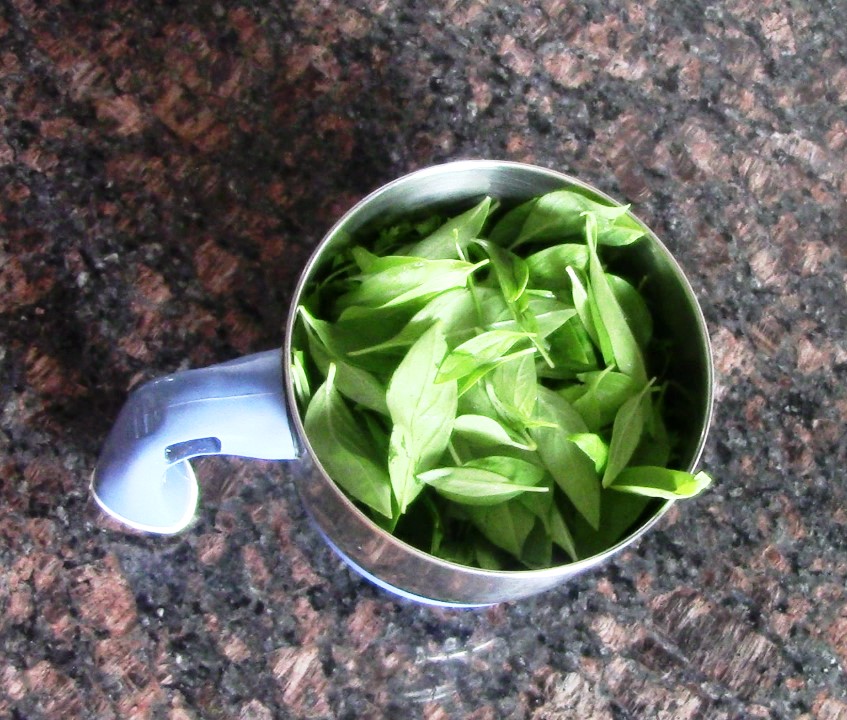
[92,160,714,606]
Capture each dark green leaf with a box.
[571,368,640,431]
[306,334,389,415]
[607,273,653,351]
[304,365,393,518]
[466,500,537,559]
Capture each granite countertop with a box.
[2,1,846,718]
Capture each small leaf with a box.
[525,243,589,289]
[452,414,534,450]
[407,197,493,259]
[386,324,458,512]
[568,432,609,473]
[531,387,601,529]
[608,466,712,499]
[304,365,393,518]
[602,382,653,488]
[465,500,537,559]
[418,456,547,506]
[306,334,389,415]
[340,257,488,309]
[585,213,647,384]
[437,329,533,383]
[607,273,653,351]
[572,368,640,431]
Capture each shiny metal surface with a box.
[284,160,714,605]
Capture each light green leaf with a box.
[608,467,712,499]
[418,456,547,506]
[437,329,534,383]
[387,324,458,512]
[602,382,653,488]
[568,432,609,473]
[340,257,488,309]
[407,197,493,259]
[531,387,601,529]
[585,213,647,384]
[452,414,535,450]
[526,243,589,289]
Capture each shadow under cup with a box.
[285,160,714,606]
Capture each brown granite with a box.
[1,0,846,718]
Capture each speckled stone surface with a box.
[1,1,846,718]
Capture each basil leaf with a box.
[437,329,533,383]
[306,334,389,415]
[518,481,578,562]
[630,396,672,467]
[452,414,535,451]
[607,273,653,351]
[608,467,712,499]
[340,257,488,309]
[585,213,647,384]
[407,197,493,259]
[568,433,609,473]
[304,365,393,519]
[489,352,538,421]
[475,239,554,366]
[418,456,547,506]
[572,368,640,431]
[465,500,537,560]
[348,287,479,356]
[543,315,599,377]
[491,296,576,339]
[602,382,653,488]
[492,188,645,250]
[520,519,553,569]
[525,243,589,289]
[387,324,458,512]
[290,349,311,408]
[531,387,601,529]
[563,489,652,559]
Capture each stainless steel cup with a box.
[92,160,714,606]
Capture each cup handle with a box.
[91,349,299,534]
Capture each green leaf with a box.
[491,296,576,339]
[418,455,547,506]
[489,352,538,421]
[602,382,653,488]
[491,188,645,250]
[525,243,589,289]
[563,488,653,559]
[465,500,537,559]
[452,414,535,451]
[437,329,534,383]
[572,368,640,431]
[290,349,311,409]
[304,365,393,518]
[531,387,601,529]
[306,334,389,415]
[607,273,653,351]
[608,467,712,499]
[339,257,488,309]
[348,287,480,357]
[518,482,578,562]
[407,197,493,259]
[585,213,647,384]
[386,324,458,512]
[568,433,609,473]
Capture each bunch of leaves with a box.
[292,189,711,570]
